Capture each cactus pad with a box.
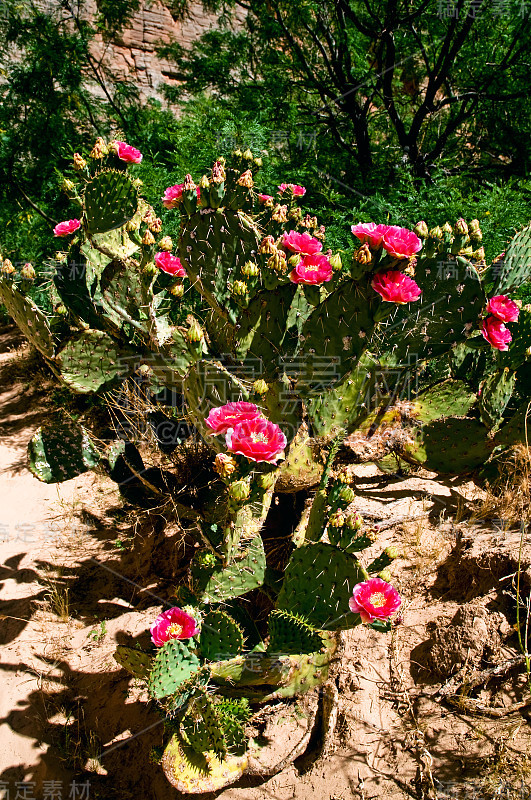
[0,279,54,357]
[148,639,200,700]
[277,542,367,629]
[114,645,153,680]
[28,421,100,483]
[161,734,247,794]
[199,610,244,662]
[493,224,531,295]
[84,170,138,235]
[192,536,266,603]
[267,609,324,655]
[479,368,516,430]
[57,330,137,393]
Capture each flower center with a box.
[304,264,319,271]
[250,432,269,443]
[369,592,387,608]
[167,622,184,638]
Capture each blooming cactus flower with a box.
[278,183,306,196]
[348,577,401,623]
[351,222,390,248]
[112,140,143,164]
[162,183,200,208]
[282,230,323,255]
[371,271,421,304]
[382,226,422,259]
[226,417,287,463]
[257,193,274,205]
[53,219,81,237]
[290,254,333,285]
[154,251,187,277]
[481,316,512,351]
[205,402,262,435]
[150,607,198,647]
[486,295,520,323]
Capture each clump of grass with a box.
[42,569,70,622]
[473,444,531,529]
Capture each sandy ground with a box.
[1,325,531,800]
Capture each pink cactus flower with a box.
[481,316,512,351]
[290,253,333,285]
[150,607,198,647]
[154,251,187,277]
[351,223,390,248]
[257,193,274,205]
[205,402,262,435]
[113,140,143,164]
[371,271,421,304]
[278,183,306,196]
[282,230,323,255]
[53,219,81,237]
[349,577,401,623]
[382,226,422,259]
[226,417,287,463]
[162,183,201,209]
[486,295,520,323]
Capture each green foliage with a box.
[28,420,101,483]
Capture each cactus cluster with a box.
[3,138,531,791]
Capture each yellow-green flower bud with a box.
[213,453,237,478]
[385,545,399,559]
[428,226,443,240]
[186,320,203,343]
[242,261,259,278]
[1,259,15,275]
[345,511,363,530]
[61,178,75,194]
[442,222,453,235]
[126,218,140,232]
[199,174,210,189]
[232,280,248,296]
[242,148,253,160]
[329,253,342,271]
[253,379,269,395]
[287,253,301,268]
[454,218,468,236]
[237,169,254,189]
[228,479,251,502]
[55,251,67,263]
[158,236,173,251]
[338,485,356,504]
[148,217,162,234]
[20,263,35,280]
[268,251,288,273]
[272,204,288,223]
[328,511,345,528]
[259,236,276,255]
[142,230,156,246]
[378,569,392,583]
[414,221,429,238]
[169,283,184,299]
[73,153,86,171]
[354,243,372,264]
[90,137,107,159]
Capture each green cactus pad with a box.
[493,224,531,295]
[179,208,261,324]
[199,610,244,661]
[161,666,211,717]
[499,306,531,369]
[404,416,494,473]
[28,421,100,483]
[267,609,324,655]
[410,379,477,424]
[57,330,137,393]
[192,536,266,603]
[148,639,201,700]
[84,170,138,235]
[306,353,378,438]
[297,279,376,389]
[161,734,247,794]
[277,542,367,629]
[381,256,485,364]
[0,279,54,357]
[114,645,153,680]
[181,690,228,759]
[479,368,516,430]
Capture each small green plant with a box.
[88,620,107,642]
